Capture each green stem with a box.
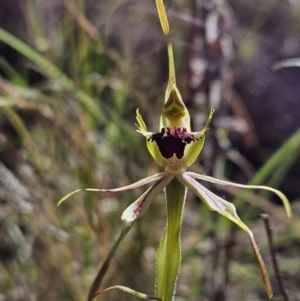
[156,178,186,301]
[87,223,132,301]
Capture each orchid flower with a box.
[58,1,291,300]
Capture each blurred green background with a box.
[0,0,299,300]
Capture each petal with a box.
[121,174,173,224]
[177,173,273,298]
[57,172,167,206]
[135,108,165,166]
[178,173,250,230]
[186,171,291,218]
[135,108,152,137]
[183,107,214,167]
[146,140,166,167]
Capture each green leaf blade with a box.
[156,177,186,301]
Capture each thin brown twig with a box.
[261,214,290,301]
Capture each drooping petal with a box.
[57,172,166,206]
[177,173,249,234]
[186,171,291,218]
[177,173,273,298]
[121,174,174,224]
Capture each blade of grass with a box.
[3,106,38,161]
[250,128,300,187]
[0,56,27,87]
[62,0,100,41]
[233,128,300,211]
[0,27,105,122]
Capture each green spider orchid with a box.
[58,1,291,300]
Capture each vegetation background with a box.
[0,0,299,300]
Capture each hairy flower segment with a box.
[148,127,196,159]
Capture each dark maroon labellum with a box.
[148,127,195,159]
